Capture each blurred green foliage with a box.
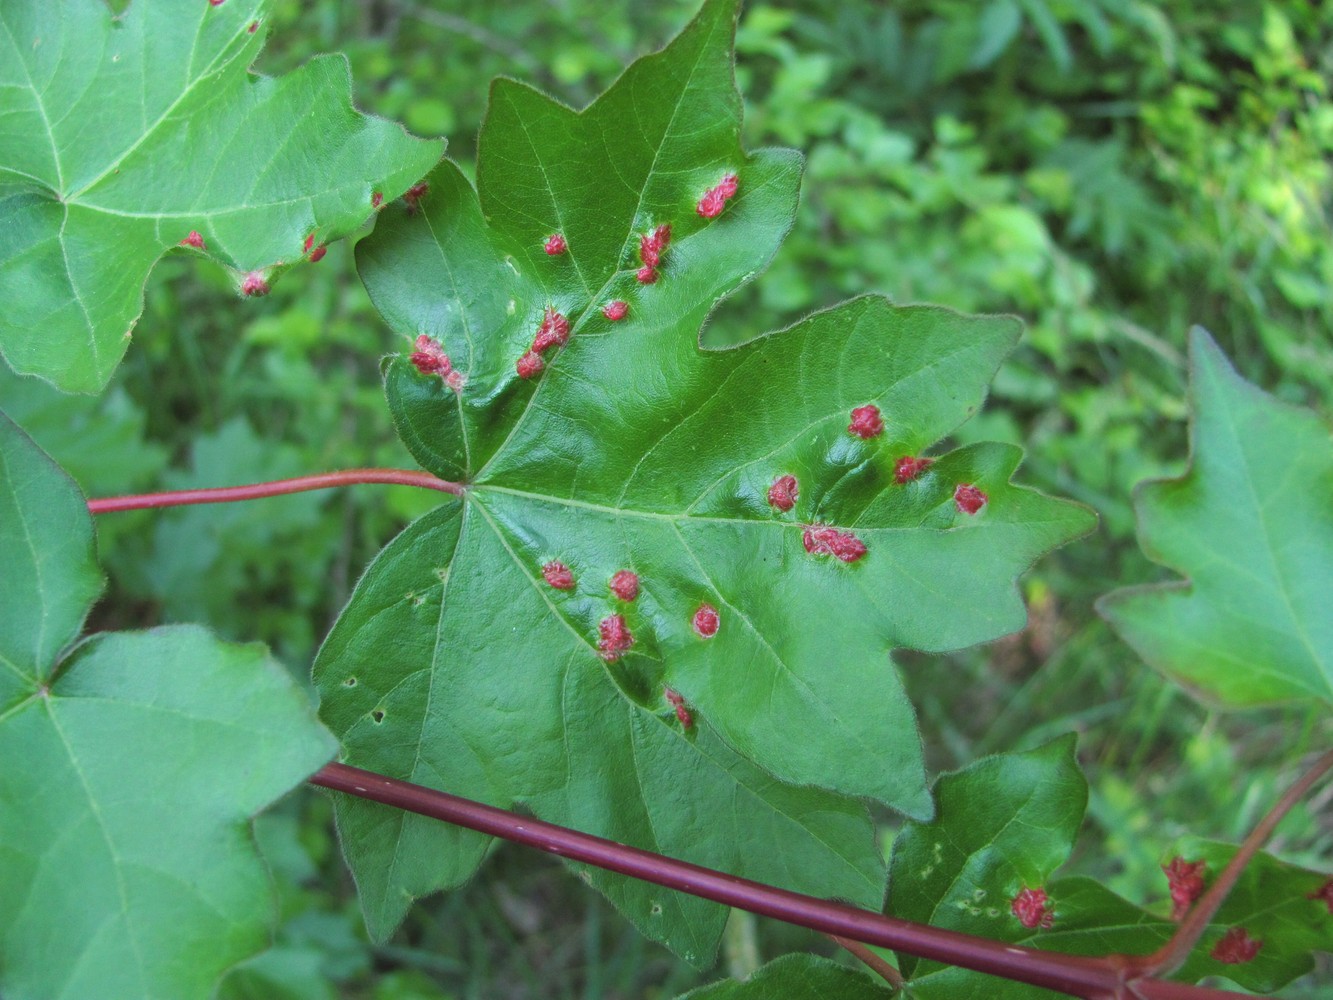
[2,0,1329,995]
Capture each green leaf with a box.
[1162,839,1333,992]
[0,412,102,702]
[0,0,442,393]
[970,0,1023,70]
[0,362,168,492]
[315,503,887,965]
[322,0,1091,959]
[1099,328,1333,707]
[887,737,1333,996]
[677,954,891,998]
[219,947,337,1000]
[0,410,338,1000]
[887,735,1088,982]
[895,874,1170,999]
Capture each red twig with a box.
[311,763,1251,1000]
[85,468,464,513]
[1123,748,1333,981]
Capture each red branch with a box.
[310,763,1251,1000]
[86,469,463,513]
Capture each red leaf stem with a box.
[86,469,464,513]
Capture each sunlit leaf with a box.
[317,0,1092,962]
[0,0,442,392]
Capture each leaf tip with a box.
[240,270,270,297]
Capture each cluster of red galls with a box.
[523,173,741,376]
[767,403,990,565]
[408,335,464,392]
[516,307,572,379]
[1008,858,1277,965]
[538,562,719,730]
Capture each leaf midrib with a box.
[0,12,63,191]
[1211,388,1330,696]
[65,16,252,202]
[45,700,149,997]
[475,483,948,533]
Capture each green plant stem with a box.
[1123,747,1333,981]
[310,762,1254,1000]
[724,909,761,980]
[85,468,464,513]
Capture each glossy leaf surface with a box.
[0,0,442,392]
[321,0,1092,959]
[888,735,1087,983]
[0,410,337,1000]
[315,503,887,965]
[887,737,1333,996]
[1099,328,1333,707]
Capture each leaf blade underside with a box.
[1099,328,1333,708]
[0,410,337,1000]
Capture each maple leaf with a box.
[1099,328,1333,707]
[0,0,442,392]
[316,0,1092,960]
[0,411,336,1000]
[886,738,1333,997]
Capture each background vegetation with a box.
[4,1,1330,996]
